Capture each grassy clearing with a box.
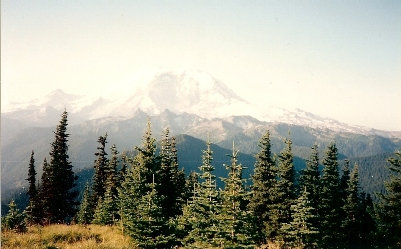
[1,224,134,249]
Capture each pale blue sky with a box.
[2,0,400,130]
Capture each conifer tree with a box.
[275,138,296,242]
[218,142,254,248]
[27,151,37,200]
[248,131,277,243]
[25,151,42,225]
[90,134,109,210]
[319,143,342,248]
[40,111,78,223]
[300,145,320,233]
[76,183,93,225]
[376,150,401,247]
[2,200,27,233]
[340,160,351,201]
[179,140,221,248]
[342,163,362,248]
[282,188,319,249]
[93,185,118,225]
[157,129,186,219]
[132,177,174,249]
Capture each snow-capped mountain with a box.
[2,69,399,137]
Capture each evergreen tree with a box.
[275,138,296,243]
[340,160,351,202]
[93,185,118,225]
[157,129,186,219]
[40,111,78,223]
[184,171,199,203]
[376,150,401,247]
[2,200,27,233]
[319,143,343,248]
[90,134,109,210]
[218,142,254,248]
[131,178,174,249]
[179,140,221,248]
[248,131,277,243]
[27,151,37,200]
[25,151,42,225]
[299,145,320,234]
[342,163,362,248]
[76,183,93,225]
[282,188,319,249]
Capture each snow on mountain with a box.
[2,69,398,137]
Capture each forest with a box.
[2,111,401,249]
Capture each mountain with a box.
[4,69,399,137]
[1,69,400,201]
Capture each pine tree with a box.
[90,134,109,211]
[248,131,277,243]
[157,129,186,219]
[275,138,296,243]
[76,183,93,225]
[376,150,401,247]
[2,200,27,233]
[218,142,254,248]
[93,185,118,225]
[282,188,319,249]
[40,111,78,223]
[342,163,362,248]
[179,140,221,248]
[132,177,174,249]
[299,145,320,235]
[340,160,351,202]
[25,151,42,225]
[319,143,343,248]
[27,151,37,200]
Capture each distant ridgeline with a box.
[2,110,401,248]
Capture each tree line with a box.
[2,111,401,249]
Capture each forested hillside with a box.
[3,111,401,248]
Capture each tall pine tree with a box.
[40,111,78,223]
[218,142,254,248]
[376,150,401,247]
[248,131,277,244]
[319,143,342,248]
[90,134,109,211]
[25,151,42,225]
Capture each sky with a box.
[2,0,401,131]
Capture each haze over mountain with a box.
[3,70,399,136]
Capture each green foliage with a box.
[217,142,255,248]
[2,200,27,233]
[93,186,118,225]
[282,188,319,249]
[319,142,343,248]
[39,111,78,223]
[76,183,93,225]
[90,134,109,211]
[179,140,221,248]
[376,150,401,247]
[248,131,277,243]
[25,150,42,225]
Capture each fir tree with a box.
[91,134,109,210]
[342,163,362,248]
[76,183,93,225]
[248,131,277,243]
[27,151,37,200]
[299,145,320,234]
[93,185,118,225]
[376,150,401,247]
[218,142,254,248]
[2,200,27,233]
[179,140,221,248]
[319,143,342,248]
[132,177,174,249]
[40,111,78,223]
[275,138,296,243]
[282,188,319,249]
[25,151,42,225]
[157,129,186,219]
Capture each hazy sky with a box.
[2,0,400,131]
